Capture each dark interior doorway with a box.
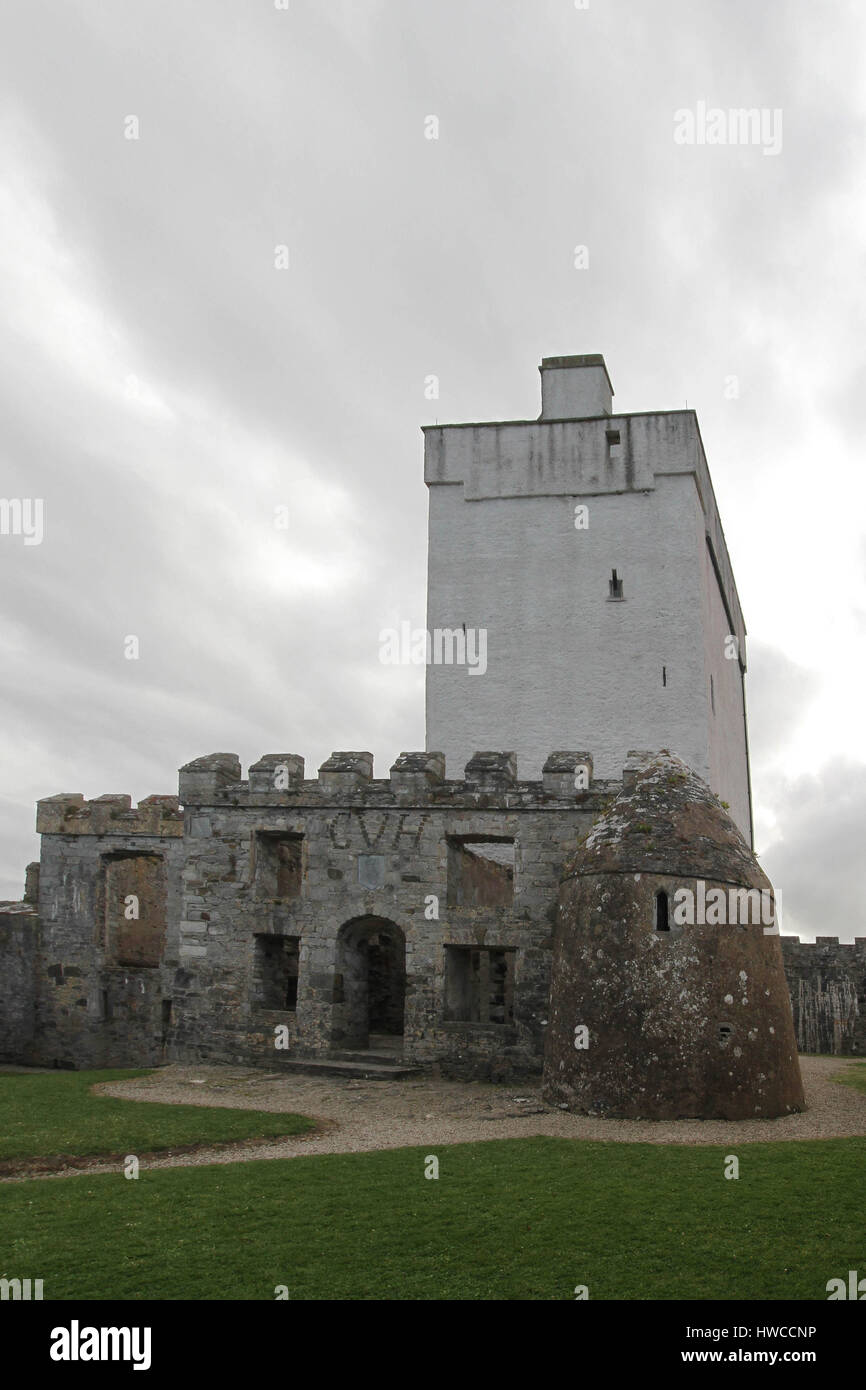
[333,917,405,1050]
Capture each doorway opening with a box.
[332,916,406,1051]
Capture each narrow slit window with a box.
[655,890,670,932]
[608,569,624,600]
[710,674,715,714]
[662,665,667,687]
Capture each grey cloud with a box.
[745,640,821,767]
[760,759,866,943]
[0,0,864,938]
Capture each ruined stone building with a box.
[0,357,861,1113]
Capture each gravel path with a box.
[6,1055,865,1183]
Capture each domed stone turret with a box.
[542,751,805,1120]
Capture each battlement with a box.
[782,936,866,954]
[178,749,607,809]
[36,792,183,837]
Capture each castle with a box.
[0,356,862,1112]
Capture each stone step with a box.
[329,1049,404,1065]
[274,1057,421,1080]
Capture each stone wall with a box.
[0,904,40,1064]
[169,749,611,1080]
[780,937,866,1056]
[30,793,184,1068]
[543,752,803,1120]
[8,754,860,1082]
[5,753,615,1081]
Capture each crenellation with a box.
[36,793,183,837]
[390,751,446,797]
[464,751,517,790]
[139,794,181,812]
[318,751,375,795]
[170,752,618,815]
[178,753,242,805]
[24,861,39,905]
[542,751,594,797]
[248,754,305,796]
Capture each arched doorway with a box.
[333,917,406,1051]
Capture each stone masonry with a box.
[168,749,609,1079]
[782,937,866,1057]
[0,747,859,1082]
[543,752,804,1118]
[0,749,610,1080]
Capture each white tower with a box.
[424,355,753,843]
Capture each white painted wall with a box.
[700,534,752,839]
[539,358,612,419]
[424,405,754,844]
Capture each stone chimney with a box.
[539,354,613,419]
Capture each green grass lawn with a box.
[0,1070,314,1162]
[2,1135,864,1300]
[833,1061,866,1094]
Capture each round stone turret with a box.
[542,751,805,1120]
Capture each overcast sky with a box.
[1,0,864,942]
